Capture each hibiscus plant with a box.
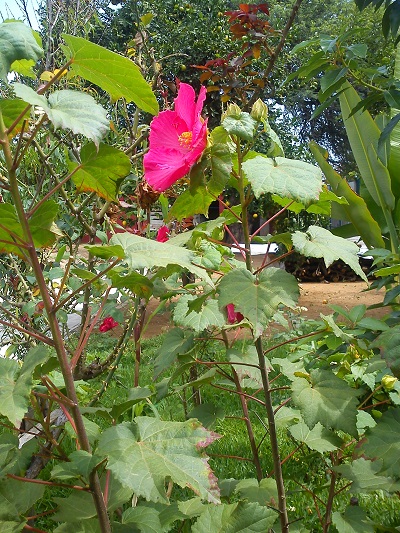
[1,17,399,533]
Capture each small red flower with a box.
[156,225,170,242]
[99,316,119,332]
[226,304,244,324]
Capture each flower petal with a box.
[144,147,191,191]
[174,83,197,129]
[148,110,187,151]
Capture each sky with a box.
[1,0,40,29]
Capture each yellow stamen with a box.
[178,131,193,148]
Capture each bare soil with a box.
[142,281,386,339]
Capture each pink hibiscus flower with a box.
[226,304,244,324]
[156,225,170,242]
[144,83,208,192]
[99,316,119,332]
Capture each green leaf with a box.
[309,142,385,249]
[218,267,299,338]
[173,295,226,332]
[69,143,131,201]
[62,34,158,115]
[192,502,277,532]
[335,458,400,493]
[208,143,233,195]
[292,369,360,437]
[235,478,278,507]
[339,81,395,210]
[10,58,36,78]
[228,346,263,389]
[0,479,44,531]
[14,85,109,146]
[292,226,368,281]
[108,270,153,299]
[29,200,60,247]
[332,506,374,533]
[154,328,194,379]
[187,403,225,429]
[0,201,59,256]
[0,22,43,80]
[242,155,322,204]
[51,451,99,481]
[97,418,220,503]
[289,422,342,453]
[370,325,400,377]
[102,233,213,286]
[53,492,97,522]
[319,67,347,102]
[359,408,400,477]
[0,346,49,426]
[0,99,30,137]
[54,521,100,533]
[221,112,256,141]
[122,506,163,533]
[168,160,215,219]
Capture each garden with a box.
[1,0,400,531]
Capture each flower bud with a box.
[224,103,242,119]
[381,374,397,391]
[250,99,268,122]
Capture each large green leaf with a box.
[221,112,257,141]
[13,85,109,146]
[339,81,395,210]
[292,226,368,281]
[173,295,226,332]
[0,99,30,137]
[192,502,277,532]
[0,478,44,527]
[358,408,400,478]
[0,22,43,80]
[121,506,164,533]
[291,369,360,437]
[370,325,400,377]
[234,478,278,507]
[97,418,220,503]
[332,507,374,533]
[69,143,131,201]
[208,142,233,195]
[228,347,263,389]
[167,183,214,221]
[272,188,348,216]
[53,492,97,522]
[309,142,385,249]
[153,328,194,379]
[108,269,153,299]
[336,458,400,493]
[62,35,158,115]
[89,233,213,286]
[218,267,299,338]
[242,155,322,204]
[289,422,342,453]
[0,346,49,425]
[0,201,59,256]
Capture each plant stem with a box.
[232,369,263,480]
[255,337,289,531]
[235,133,289,530]
[0,113,111,533]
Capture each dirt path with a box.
[142,281,386,338]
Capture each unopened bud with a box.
[381,374,397,391]
[224,103,242,119]
[250,99,268,121]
